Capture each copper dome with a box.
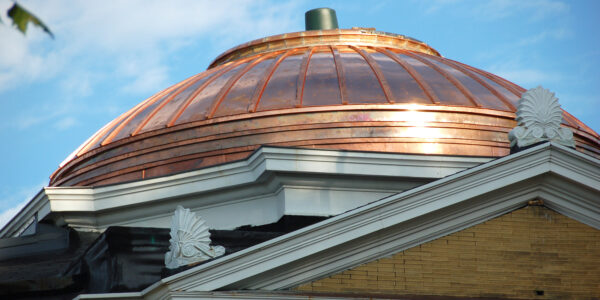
[50,29,600,187]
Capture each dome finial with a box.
[305,8,339,31]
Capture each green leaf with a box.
[7,2,54,39]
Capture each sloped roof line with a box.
[148,142,599,293]
[74,142,600,299]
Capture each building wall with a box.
[295,205,600,299]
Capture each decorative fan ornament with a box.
[508,86,575,150]
[165,206,225,269]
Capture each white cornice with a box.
[126,142,598,296]
[1,147,490,237]
[45,148,491,213]
[0,189,49,238]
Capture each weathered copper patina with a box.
[50,29,600,187]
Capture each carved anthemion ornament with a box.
[508,86,575,149]
[165,206,225,269]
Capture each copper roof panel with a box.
[465,68,520,106]
[464,63,526,94]
[173,63,248,126]
[561,110,580,128]
[396,53,472,106]
[370,51,431,104]
[303,49,342,106]
[137,72,218,133]
[213,56,279,117]
[257,53,304,111]
[78,117,125,155]
[422,56,509,111]
[93,112,135,149]
[109,87,182,142]
[340,48,387,104]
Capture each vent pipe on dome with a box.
[305,8,339,31]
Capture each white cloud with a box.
[121,66,169,94]
[486,59,562,87]
[0,0,303,130]
[13,97,77,130]
[115,51,170,94]
[55,116,78,130]
[59,71,94,97]
[516,28,571,46]
[474,0,568,21]
[0,27,55,92]
[1,0,303,84]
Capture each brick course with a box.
[295,205,600,299]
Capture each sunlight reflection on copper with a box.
[421,143,442,154]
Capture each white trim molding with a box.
[1,147,490,237]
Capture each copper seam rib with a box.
[59,117,517,179]
[55,104,521,177]
[145,73,206,128]
[63,132,516,186]
[91,96,155,148]
[64,104,519,163]
[248,49,301,113]
[401,50,482,108]
[205,51,282,119]
[100,77,194,146]
[130,68,222,136]
[78,104,518,152]
[77,115,127,155]
[70,146,261,186]
[295,47,315,108]
[82,85,167,151]
[329,46,347,105]
[349,46,395,104]
[210,30,442,67]
[560,112,580,129]
[85,103,520,149]
[426,55,516,111]
[166,58,252,127]
[377,48,439,104]
[455,59,525,96]
[74,138,510,186]
[67,115,130,174]
[66,115,518,172]
[448,59,523,96]
[562,110,586,133]
[57,123,515,185]
[478,66,527,93]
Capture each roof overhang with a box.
[75,142,599,299]
[1,147,489,238]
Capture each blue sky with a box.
[1,0,599,228]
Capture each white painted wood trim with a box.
[1,147,490,237]
[146,142,600,293]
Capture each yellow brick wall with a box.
[295,205,600,299]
